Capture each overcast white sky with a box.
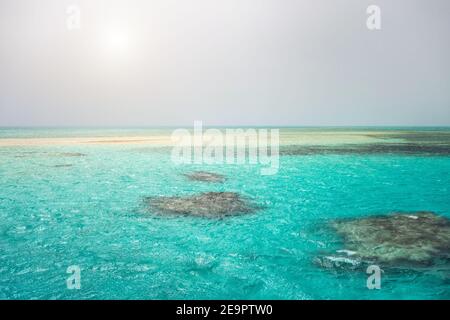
[0,0,449,126]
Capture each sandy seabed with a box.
[0,130,408,147]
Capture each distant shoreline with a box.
[1,128,449,147]
[0,136,173,147]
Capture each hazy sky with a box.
[0,0,449,126]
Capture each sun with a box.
[106,30,129,53]
[99,25,134,61]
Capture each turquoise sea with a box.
[0,128,449,299]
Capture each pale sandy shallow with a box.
[0,131,411,147]
[0,136,173,147]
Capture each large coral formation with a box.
[146,192,256,218]
[331,212,450,266]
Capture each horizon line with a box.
[1,125,450,129]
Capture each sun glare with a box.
[107,30,129,52]
[99,25,135,62]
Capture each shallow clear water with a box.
[0,128,449,299]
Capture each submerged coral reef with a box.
[146,192,257,218]
[183,171,226,183]
[330,212,450,266]
[280,143,450,156]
